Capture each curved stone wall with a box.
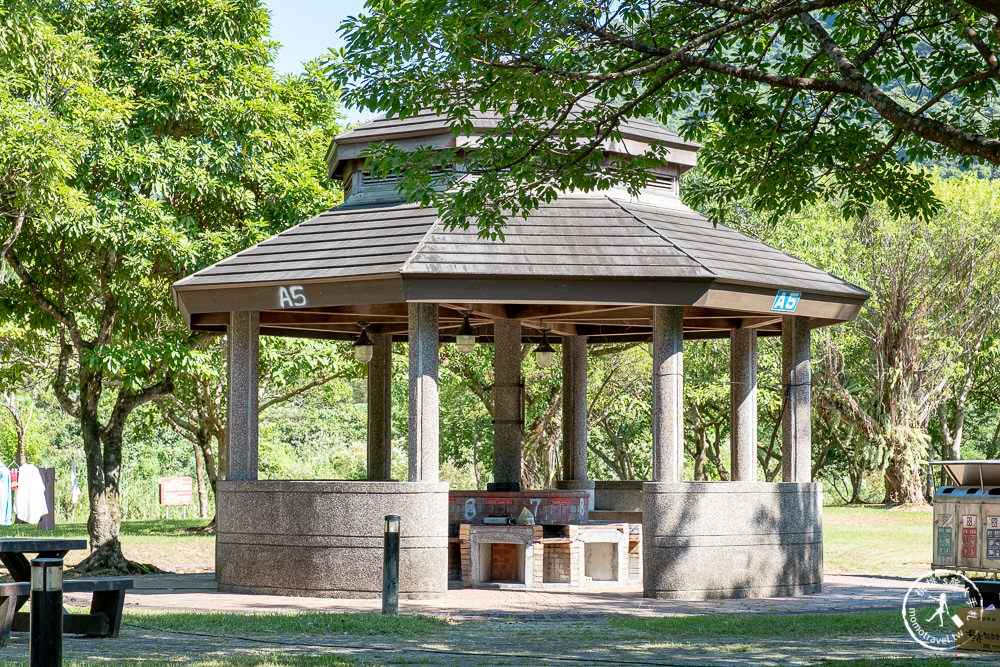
[643,482,822,599]
[216,480,449,599]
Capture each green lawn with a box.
[122,609,450,637]
[63,659,360,667]
[609,609,903,638]
[823,506,932,579]
[0,518,213,540]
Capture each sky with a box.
[263,0,374,125]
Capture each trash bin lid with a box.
[932,460,1000,487]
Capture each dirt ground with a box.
[57,539,214,574]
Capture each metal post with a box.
[30,557,62,667]
[382,515,400,615]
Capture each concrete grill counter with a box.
[448,490,590,525]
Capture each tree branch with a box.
[798,10,1000,163]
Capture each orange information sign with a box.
[159,477,193,506]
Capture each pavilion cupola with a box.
[326,98,699,206]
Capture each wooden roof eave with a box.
[172,273,408,324]
[175,272,865,336]
[696,280,867,323]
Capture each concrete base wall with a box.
[642,482,823,599]
[593,481,643,512]
[216,480,448,599]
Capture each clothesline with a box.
[0,461,48,526]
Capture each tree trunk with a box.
[951,410,965,460]
[884,453,925,505]
[2,395,28,466]
[15,429,26,467]
[79,397,129,573]
[850,466,863,504]
[694,429,708,481]
[74,375,169,574]
[193,438,208,519]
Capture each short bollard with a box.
[382,514,400,615]
[30,557,63,667]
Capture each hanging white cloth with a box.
[13,463,48,524]
[70,459,82,504]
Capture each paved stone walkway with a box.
[98,572,916,618]
[0,574,995,665]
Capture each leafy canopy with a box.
[1,0,344,395]
[332,0,1000,235]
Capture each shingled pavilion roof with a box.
[172,105,868,342]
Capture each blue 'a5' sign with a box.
[771,290,802,312]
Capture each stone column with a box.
[367,333,392,480]
[781,315,812,482]
[493,319,523,489]
[408,303,439,483]
[557,335,594,505]
[730,328,758,482]
[226,311,259,481]
[651,306,684,482]
[561,335,588,481]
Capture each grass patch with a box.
[817,661,960,666]
[64,658,362,667]
[0,518,213,540]
[823,506,931,578]
[609,609,905,638]
[123,609,452,638]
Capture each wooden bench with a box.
[0,577,133,645]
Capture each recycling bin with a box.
[933,486,959,569]
[981,487,1000,572]
[957,487,985,570]
[932,461,1000,574]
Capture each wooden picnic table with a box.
[0,537,87,581]
[0,537,132,643]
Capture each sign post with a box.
[159,477,193,519]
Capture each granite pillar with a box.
[561,335,589,481]
[557,335,594,505]
[730,328,758,482]
[781,315,811,482]
[651,306,684,483]
[493,319,523,488]
[367,332,392,480]
[226,311,259,481]
[408,303,439,483]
